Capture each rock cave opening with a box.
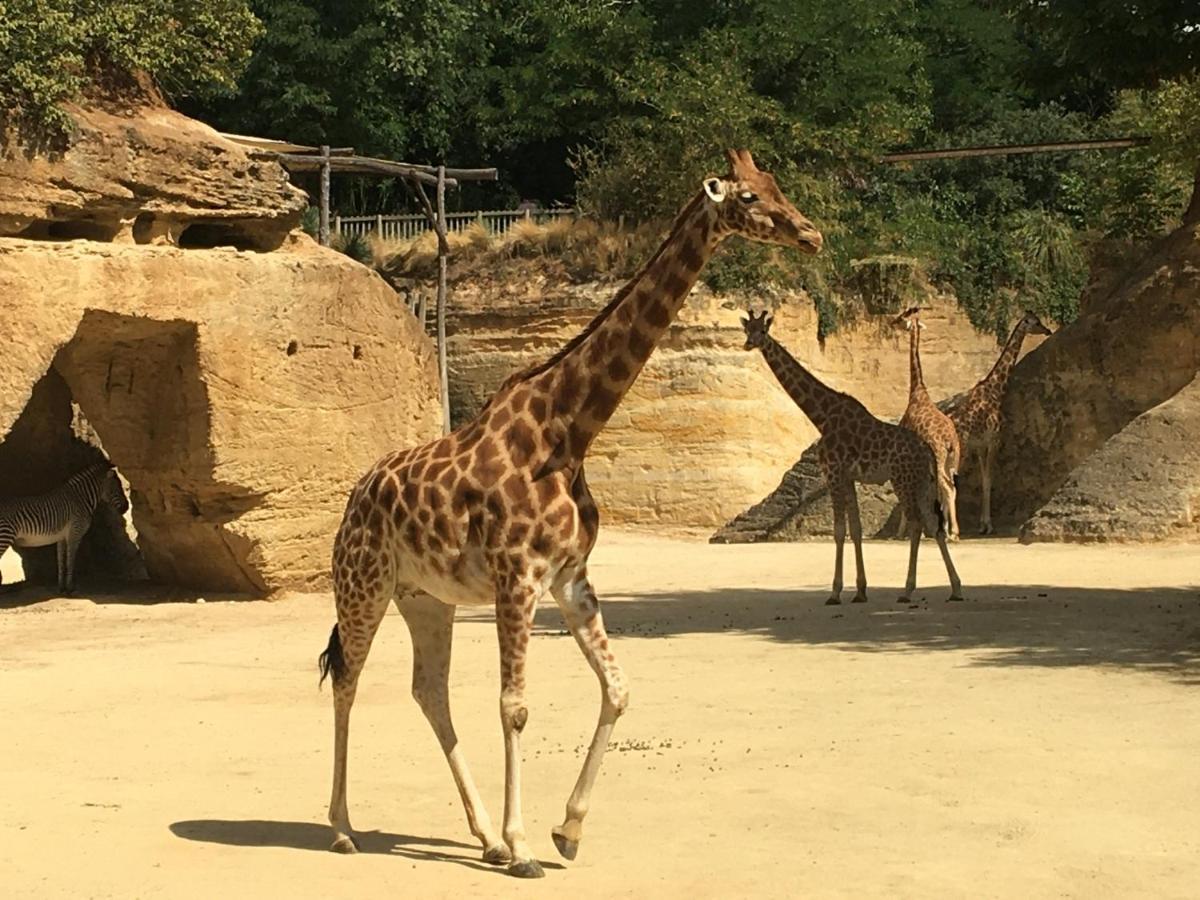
[0,311,268,597]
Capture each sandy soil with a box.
[2,533,1198,899]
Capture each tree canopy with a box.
[3,0,1197,332]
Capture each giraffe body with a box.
[946,311,1052,533]
[894,307,962,539]
[741,311,962,604]
[321,150,822,877]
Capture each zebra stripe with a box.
[0,462,129,594]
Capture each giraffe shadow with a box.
[168,819,564,873]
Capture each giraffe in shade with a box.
[893,306,962,540]
[946,311,1053,534]
[319,149,822,878]
[740,310,963,605]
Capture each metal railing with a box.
[334,208,578,242]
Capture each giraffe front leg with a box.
[979,443,995,535]
[550,573,629,862]
[495,577,544,878]
[826,481,848,605]
[845,483,869,602]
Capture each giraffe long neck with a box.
[907,325,928,404]
[757,334,844,433]
[537,193,722,470]
[982,320,1031,390]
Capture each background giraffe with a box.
[947,310,1052,533]
[319,149,822,878]
[740,310,962,604]
[893,306,962,539]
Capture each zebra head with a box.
[101,467,130,516]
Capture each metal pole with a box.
[318,144,331,247]
[436,165,450,433]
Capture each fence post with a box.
[375,213,383,237]
[318,144,331,247]
[436,165,450,434]
[333,214,341,238]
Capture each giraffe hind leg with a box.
[396,590,508,865]
[323,557,394,855]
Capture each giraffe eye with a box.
[739,191,757,203]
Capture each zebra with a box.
[0,462,130,595]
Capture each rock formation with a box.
[446,279,1004,528]
[1,100,441,594]
[987,222,1200,531]
[1020,375,1200,542]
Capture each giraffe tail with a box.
[317,624,345,688]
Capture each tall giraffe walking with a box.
[740,310,962,604]
[320,150,823,877]
[947,311,1052,534]
[894,307,962,540]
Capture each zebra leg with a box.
[56,541,67,593]
[62,530,84,596]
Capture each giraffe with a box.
[892,307,962,540]
[946,310,1052,534]
[319,149,823,878]
[740,310,963,605]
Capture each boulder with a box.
[1020,375,1200,542]
[0,95,306,249]
[0,236,440,594]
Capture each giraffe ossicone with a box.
[320,148,822,878]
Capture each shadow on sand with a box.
[531,583,1200,684]
[168,819,565,874]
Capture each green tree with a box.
[0,0,261,132]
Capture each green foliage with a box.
[333,232,373,266]
[0,0,260,131]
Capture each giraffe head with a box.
[892,306,927,332]
[1019,310,1053,335]
[740,308,775,350]
[703,149,823,254]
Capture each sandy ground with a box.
[1,532,1199,899]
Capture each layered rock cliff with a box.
[445,279,1004,528]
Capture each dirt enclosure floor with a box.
[2,532,1199,899]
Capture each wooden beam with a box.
[276,154,452,187]
[881,136,1150,163]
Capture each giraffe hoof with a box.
[508,859,546,879]
[551,828,579,860]
[897,597,911,604]
[851,594,868,604]
[483,843,512,865]
[330,834,359,854]
[825,597,842,606]
[947,595,965,603]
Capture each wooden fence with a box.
[335,207,578,242]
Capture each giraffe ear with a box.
[703,177,727,203]
[740,316,749,328]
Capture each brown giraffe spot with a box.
[607,356,631,382]
[554,365,581,415]
[589,385,620,419]
[503,472,530,502]
[405,520,424,554]
[628,328,651,360]
[491,404,512,429]
[438,465,457,489]
[431,440,452,460]
[507,520,530,544]
[433,513,453,544]
[509,418,536,466]
[378,476,398,513]
[529,395,547,420]
[680,237,703,271]
[402,480,419,510]
[661,270,687,297]
[644,299,670,328]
